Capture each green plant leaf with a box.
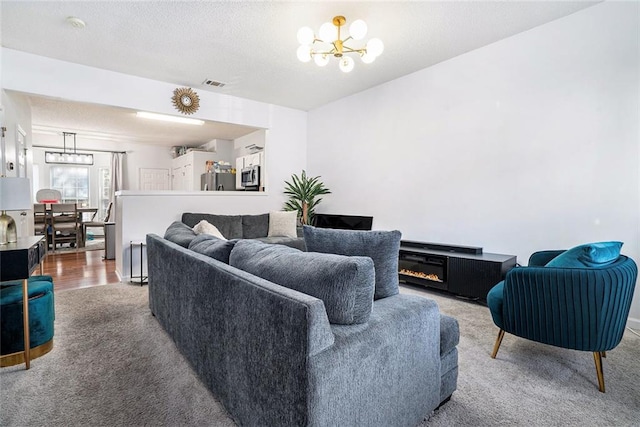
[282,170,331,223]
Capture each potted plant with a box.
[283,170,331,225]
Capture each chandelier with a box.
[45,132,93,165]
[296,15,384,73]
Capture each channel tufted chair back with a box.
[487,249,637,393]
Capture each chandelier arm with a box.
[341,46,366,54]
[311,48,338,56]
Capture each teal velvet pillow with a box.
[545,241,623,268]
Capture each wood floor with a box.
[40,249,120,291]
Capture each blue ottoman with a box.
[1,275,55,366]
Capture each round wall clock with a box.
[171,87,200,115]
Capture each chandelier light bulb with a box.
[319,22,337,42]
[339,56,355,73]
[297,26,315,45]
[349,19,367,40]
[297,45,312,62]
[361,52,376,64]
[366,38,384,57]
[314,54,330,67]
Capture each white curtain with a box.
[108,152,124,222]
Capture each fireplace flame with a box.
[399,269,443,282]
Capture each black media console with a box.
[398,240,517,300]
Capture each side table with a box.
[0,236,46,369]
[129,241,148,285]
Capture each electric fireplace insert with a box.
[398,240,517,300]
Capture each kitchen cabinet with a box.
[246,153,262,167]
[171,151,216,191]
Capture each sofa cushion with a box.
[303,226,402,300]
[242,214,269,239]
[188,234,237,264]
[193,220,227,240]
[255,236,306,251]
[181,213,243,239]
[164,221,198,248]
[545,241,623,268]
[229,240,375,325]
[268,211,298,238]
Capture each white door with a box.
[139,168,170,191]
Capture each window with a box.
[98,167,111,220]
[50,166,90,206]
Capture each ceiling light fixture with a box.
[136,111,204,126]
[297,15,384,73]
[45,132,94,165]
[66,16,86,29]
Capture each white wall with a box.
[308,2,640,327]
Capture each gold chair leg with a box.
[593,352,605,393]
[491,329,505,359]
[601,351,606,358]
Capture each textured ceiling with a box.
[26,95,259,147]
[1,1,598,146]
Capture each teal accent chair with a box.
[1,276,55,364]
[486,250,637,393]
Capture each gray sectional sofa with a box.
[147,223,459,426]
[181,212,306,250]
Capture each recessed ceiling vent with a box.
[203,79,226,88]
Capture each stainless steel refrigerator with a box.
[201,172,236,191]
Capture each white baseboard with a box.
[626,316,640,331]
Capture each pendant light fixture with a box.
[45,132,94,165]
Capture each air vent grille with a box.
[203,79,226,87]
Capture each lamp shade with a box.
[0,177,32,211]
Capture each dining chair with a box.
[82,202,112,245]
[50,203,80,251]
[33,203,49,236]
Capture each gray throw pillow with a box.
[164,221,197,248]
[188,234,237,264]
[229,240,375,325]
[303,225,402,300]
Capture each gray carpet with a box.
[1,283,639,426]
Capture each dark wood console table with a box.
[0,236,46,369]
[399,240,516,300]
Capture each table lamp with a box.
[0,177,32,244]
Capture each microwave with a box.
[241,165,260,188]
